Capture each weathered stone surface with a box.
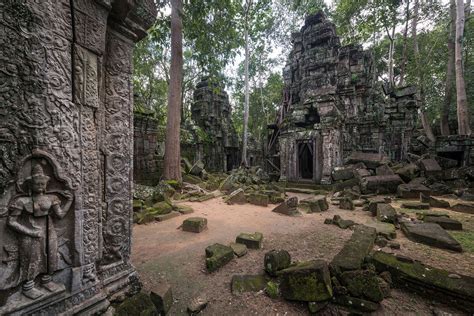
[450,203,474,214]
[423,216,463,230]
[205,243,234,272]
[339,197,354,210]
[115,293,157,316]
[376,164,394,176]
[189,160,205,177]
[353,199,366,207]
[236,232,263,249]
[419,158,442,173]
[272,197,300,216]
[247,193,269,206]
[331,225,377,273]
[182,217,208,233]
[364,220,397,240]
[371,251,474,313]
[264,250,291,276]
[395,163,420,182]
[420,194,451,208]
[361,175,404,194]
[299,195,329,213]
[397,183,431,199]
[308,301,329,314]
[155,211,181,222]
[346,152,389,170]
[340,269,385,302]
[332,166,355,181]
[332,215,355,229]
[187,296,208,315]
[401,222,462,252]
[149,283,173,316]
[225,188,247,205]
[401,201,430,210]
[231,275,269,294]
[376,204,397,223]
[229,242,248,257]
[368,197,387,214]
[278,260,333,302]
[332,295,380,313]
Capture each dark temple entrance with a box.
[298,140,314,180]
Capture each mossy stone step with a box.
[182,217,207,233]
[205,243,234,272]
[236,232,263,249]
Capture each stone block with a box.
[451,203,474,214]
[205,243,234,272]
[231,275,268,294]
[346,152,389,169]
[400,202,430,210]
[419,158,442,173]
[236,232,263,249]
[331,225,376,273]
[225,188,247,205]
[299,195,329,212]
[149,283,173,316]
[368,197,387,215]
[332,166,355,181]
[182,217,207,233]
[155,211,181,222]
[339,197,354,210]
[397,183,431,199]
[115,293,157,316]
[364,219,397,240]
[423,216,462,230]
[272,197,300,216]
[264,250,291,276]
[247,193,269,206]
[340,269,385,302]
[229,242,248,257]
[376,204,397,223]
[361,175,403,194]
[376,164,394,176]
[420,194,450,208]
[332,295,379,313]
[401,222,462,252]
[278,260,333,302]
[332,215,355,229]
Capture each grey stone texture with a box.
[0,0,156,314]
[277,12,418,184]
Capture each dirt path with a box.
[131,194,471,315]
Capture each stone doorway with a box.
[298,140,314,180]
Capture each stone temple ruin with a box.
[0,0,156,314]
[268,12,419,184]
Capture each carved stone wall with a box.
[278,12,418,183]
[192,78,240,172]
[133,114,162,185]
[0,0,156,314]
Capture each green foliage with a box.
[450,231,474,253]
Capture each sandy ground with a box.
[131,193,473,315]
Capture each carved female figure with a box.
[7,164,73,299]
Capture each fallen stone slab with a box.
[205,243,234,272]
[376,164,394,176]
[333,178,360,192]
[332,166,355,181]
[115,292,157,316]
[354,168,371,178]
[415,210,449,220]
[229,242,248,257]
[272,197,300,216]
[299,195,329,213]
[376,204,397,223]
[394,163,420,182]
[332,295,380,313]
[346,152,389,169]
[331,225,377,273]
[400,202,430,210]
[225,188,247,205]
[420,193,450,208]
[340,269,385,303]
[368,197,387,214]
[397,183,431,199]
[247,193,269,206]
[149,283,173,316]
[278,260,333,302]
[264,249,291,276]
[182,217,207,233]
[419,158,442,173]
[155,211,181,222]
[339,197,354,210]
[236,232,263,249]
[231,275,269,294]
[370,251,474,313]
[364,220,396,240]
[450,203,474,214]
[361,175,403,194]
[424,216,463,230]
[332,215,355,229]
[401,222,462,252]
[176,205,194,214]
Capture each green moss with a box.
[287,272,332,302]
[164,180,182,189]
[450,231,474,253]
[114,292,156,316]
[265,281,280,299]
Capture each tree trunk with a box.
[398,0,410,87]
[163,0,183,180]
[388,25,396,87]
[441,0,456,136]
[242,12,250,167]
[455,0,471,135]
[413,0,436,142]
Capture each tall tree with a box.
[441,0,456,135]
[398,0,410,87]
[413,0,436,142]
[163,0,183,181]
[455,0,471,135]
[242,0,251,167]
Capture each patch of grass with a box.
[450,230,474,253]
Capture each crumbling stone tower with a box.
[277,12,418,184]
[192,78,240,172]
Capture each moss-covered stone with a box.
[247,193,269,206]
[332,295,380,313]
[265,281,280,299]
[176,205,194,214]
[340,270,384,302]
[224,188,247,205]
[182,217,208,233]
[400,201,430,210]
[278,260,333,302]
[236,232,263,249]
[231,275,269,294]
[114,292,157,316]
[229,242,248,257]
[400,222,462,252]
[299,195,329,213]
[339,197,354,210]
[205,243,234,272]
[149,283,173,316]
[376,203,397,223]
[264,249,291,276]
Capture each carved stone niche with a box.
[0,0,156,314]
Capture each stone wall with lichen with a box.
[278,12,418,183]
